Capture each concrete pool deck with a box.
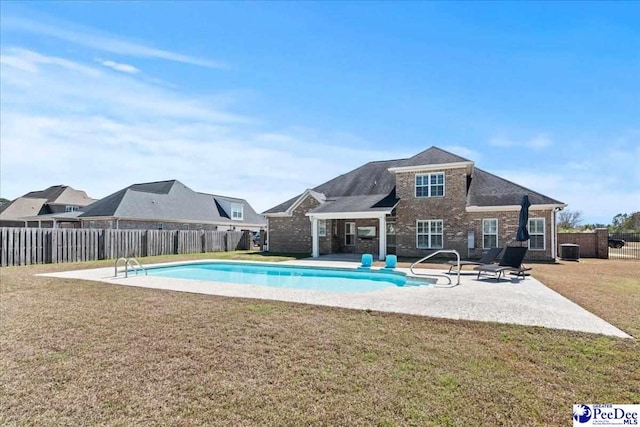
[41,258,631,339]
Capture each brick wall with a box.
[394,168,469,257]
[557,228,608,259]
[267,195,320,254]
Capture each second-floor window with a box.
[231,204,243,220]
[65,205,80,212]
[415,173,445,198]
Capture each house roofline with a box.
[282,189,326,215]
[305,210,392,220]
[388,161,474,174]
[79,216,265,227]
[263,212,292,218]
[466,203,567,212]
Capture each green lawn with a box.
[1,253,638,426]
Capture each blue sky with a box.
[1,2,638,224]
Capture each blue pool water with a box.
[144,262,430,293]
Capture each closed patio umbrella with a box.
[516,194,531,244]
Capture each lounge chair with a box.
[475,246,531,281]
[446,247,503,273]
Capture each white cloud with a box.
[443,145,481,162]
[1,15,225,69]
[488,137,515,148]
[528,135,552,149]
[489,134,552,150]
[0,48,396,213]
[99,59,140,74]
[496,150,640,225]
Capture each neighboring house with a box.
[0,185,96,228]
[264,147,566,261]
[79,179,266,231]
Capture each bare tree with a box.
[558,210,584,230]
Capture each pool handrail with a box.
[409,249,460,287]
[114,257,147,278]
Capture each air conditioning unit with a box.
[560,243,580,261]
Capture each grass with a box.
[1,252,639,426]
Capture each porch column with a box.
[378,216,387,261]
[311,217,319,258]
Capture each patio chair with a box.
[381,254,397,270]
[358,253,373,270]
[474,246,531,281]
[446,247,503,273]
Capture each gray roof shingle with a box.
[263,159,403,214]
[467,168,564,206]
[309,194,399,214]
[23,185,67,201]
[80,180,265,227]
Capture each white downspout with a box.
[310,216,319,258]
[265,218,270,252]
[551,208,557,260]
[378,215,387,261]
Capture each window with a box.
[345,222,355,246]
[182,224,189,230]
[157,223,164,230]
[65,205,79,212]
[415,173,444,198]
[231,204,243,220]
[318,219,327,237]
[529,218,545,250]
[482,219,498,249]
[416,220,443,249]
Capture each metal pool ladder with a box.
[114,257,147,278]
[409,249,460,288]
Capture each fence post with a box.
[595,228,609,259]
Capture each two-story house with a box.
[0,185,96,228]
[263,147,566,261]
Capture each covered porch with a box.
[307,211,395,261]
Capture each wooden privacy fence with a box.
[1,228,251,267]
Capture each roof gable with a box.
[396,146,471,167]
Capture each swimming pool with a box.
[143,262,433,293]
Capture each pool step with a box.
[404,278,435,287]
